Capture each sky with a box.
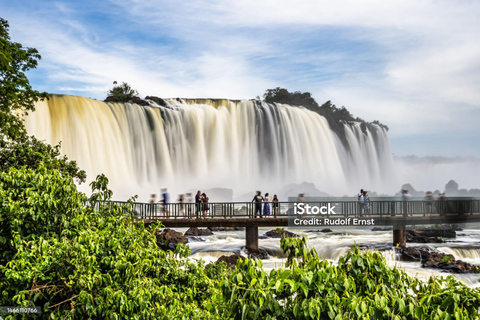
[2,0,480,157]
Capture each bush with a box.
[0,166,227,319]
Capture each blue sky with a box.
[2,0,480,157]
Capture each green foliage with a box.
[441,255,452,264]
[222,236,480,319]
[0,166,227,319]
[0,18,48,141]
[105,82,139,103]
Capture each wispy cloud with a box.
[1,0,480,156]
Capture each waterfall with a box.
[24,95,396,200]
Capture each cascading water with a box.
[24,95,396,200]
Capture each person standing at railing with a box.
[252,191,264,218]
[149,194,158,217]
[195,190,203,218]
[357,189,364,217]
[186,193,193,218]
[202,193,210,218]
[438,193,447,215]
[178,194,185,216]
[162,188,170,218]
[264,193,271,218]
[272,195,279,217]
[363,190,371,217]
[401,189,412,216]
[424,191,434,215]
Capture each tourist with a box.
[185,193,193,218]
[161,188,170,218]
[252,191,264,218]
[272,195,279,217]
[358,189,364,217]
[297,193,305,203]
[424,191,434,215]
[149,194,157,217]
[202,193,210,218]
[264,193,271,217]
[178,194,185,216]
[195,190,202,218]
[363,190,371,217]
[401,189,412,216]
[438,193,447,216]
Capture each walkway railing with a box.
[108,199,480,220]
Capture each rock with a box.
[358,243,394,251]
[372,227,393,231]
[104,96,150,106]
[398,246,480,274]
[155,229,188,251]
[243,248,270,259]
[185,227,213,236]
[265,228,299,238]
[399,246,438,262]
[186,236,205,242]
[208,226,245,231]
[416,228,456,238]
[145,96,167,106]
[216,254,244,268]
[406,229,448,243]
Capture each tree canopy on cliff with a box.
[263,87,389,145]
[105,81,140,103]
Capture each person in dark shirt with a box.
[195,190,202,218]
[252,191,264,218]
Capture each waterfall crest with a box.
[24,95,396,200]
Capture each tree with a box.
[0,17,85,183]
[105,81,139,103]
[0,18,48,141]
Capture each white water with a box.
[187,227,480,288]
[24,95,396,200]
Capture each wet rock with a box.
[372,227,393,231]
[208,226,245,231]
[185,227,213,236]
[155,229,188,251]
[215,254,244,268]
[398,246,480,273]
[145,96,167,106]
[243,248,270,260]
[358,243,394,252]
[186,236,205,242]
[399,246,438,262]
[265,228,299,238]
[406,229,450,243]
[416,228,456,238]
[423,252,480,273]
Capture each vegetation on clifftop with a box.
[263,87,389,145]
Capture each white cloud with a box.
[2,0,480,155]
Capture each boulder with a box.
[155,229,188,251]
[398,246,480,273]
[265,228,299,238]
[371,227,393,231]
[145,96,167,106]
[406,229,448,243]
[185,227,213,236]
[216,254,244,268]
[208,226,245,231]
[243,248,270,260]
